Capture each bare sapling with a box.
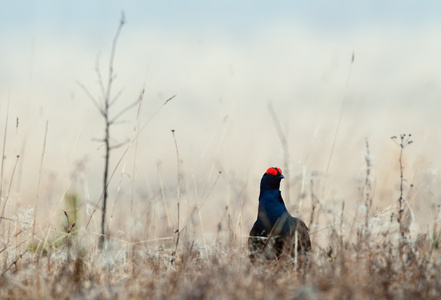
[77,13,140,249]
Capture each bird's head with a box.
[260,167,284,190]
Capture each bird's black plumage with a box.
[249,167,311,261]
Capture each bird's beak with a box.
[280,174,285,179]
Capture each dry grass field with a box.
[1,131,441,299]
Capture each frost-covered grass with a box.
[0,194,441,299]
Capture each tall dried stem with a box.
[32,121,48,248]
[391,134,413,241]
[171,130,181,254]
[0,85,11,200]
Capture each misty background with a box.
[1,1,441,240]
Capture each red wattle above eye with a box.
[266,167,282,176]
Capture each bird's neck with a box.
[260,180,281,190]
[258,188,287,223]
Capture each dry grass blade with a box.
[0,155,20,226]
[32,120,48,247]
[0,84,11,199]
[171,129,181,254]
[321,52,355,199]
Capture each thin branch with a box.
[95,53,107,103]
[110,139,130,150]
[109,99,140,124]
[163,95,175,105]
[92,138,106,143]
[105,12,126,108]
[109,88,125,107]
[108,120,130,126]
[1,250,27,276]
[76,81,104,115]
[84,94,176,231]
[0,216,31,225]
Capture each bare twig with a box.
[171,130,181,253]
[95,54,107,105]
[78,12,132,250]
[109,99,140,124]
[76,81,104,115]
[109,139,130,150]
[105,13,126,105]
[79,22,172,246]
[109,88,125,107]
[309,179,318,229]
[99,13,126,250]
[84,95,175,231]
[1,250,27,276]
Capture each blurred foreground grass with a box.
[0,188,440,299]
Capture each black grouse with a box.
[249,167,311,261]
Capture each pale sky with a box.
[3,1,441,31]
[1,1,441,231]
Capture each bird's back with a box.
[249,211,311,261]
[283,215,311,253]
